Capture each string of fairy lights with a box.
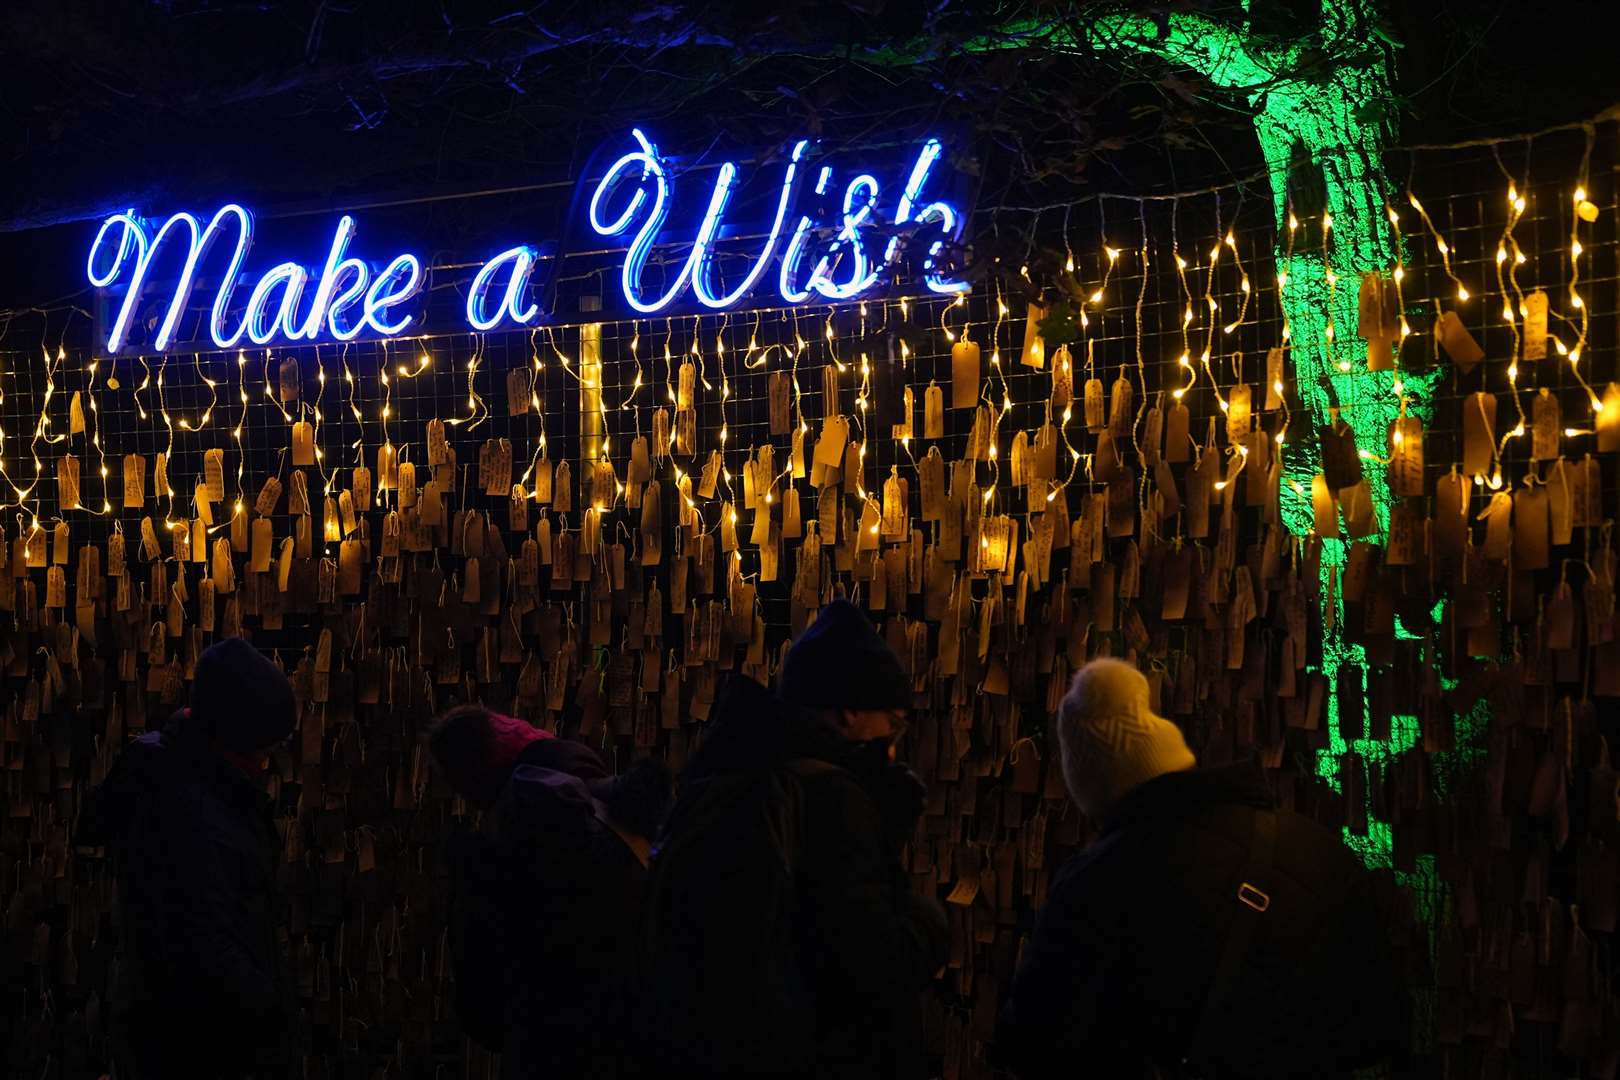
[0,147,1610,582]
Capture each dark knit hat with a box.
[191,638,296,754]
[780,599,909,712]
[428,706,560,808]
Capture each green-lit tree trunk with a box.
[1079,0,1448,859]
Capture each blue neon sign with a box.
[85,130,968,353]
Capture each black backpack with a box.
[632,680,831,1079]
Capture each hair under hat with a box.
[779,599,910,713]
[1057,658,1196,817]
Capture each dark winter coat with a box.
[995,763,1408,1080]
[77,720,297,1080]
[642,676,950,1080]
[447,738,646,1080]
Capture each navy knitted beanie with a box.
[191,638,296,754]
[779,600,909,712]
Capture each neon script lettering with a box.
[87,205,425,353]
[86,130,968,352]
[590,131,966,313]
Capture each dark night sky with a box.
[2,0,1617,312]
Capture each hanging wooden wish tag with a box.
[1436,310,1484,372]
[1522,290,1549,361]
[1462,392,1497,478]
[278,356,300,402]
[1264,346,1285,410]
[1021,303,1046,368]
[951,341,980,409]
[292,421,315,466]
[1388,416,1425,497]
[1531,389,1561,462]
[924,382,944,439]
[1599,383,1620,452]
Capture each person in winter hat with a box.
[995,658,1410,1079]
[1054,657,1197,816]
[78,637,300,1080]
[638,599,949,1080]
[429,704,671,1080]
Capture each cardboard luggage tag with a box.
[339,490,358,536]
[188,515,206,562]
[1436,310,1485,372]
[967,405,992,462]
[290,511,309,557]
[528,455,551,504]
[1318,420,1363,492]
[1434,469,1469,558]
[672,359,697,411]
[154,452,169,501]
[211,536,235,592]
[1165,400,1191,463]
[393,460,417,509]
[349,464,371,512]
[426,419,450,467]
[535,515,553,566]
[250,518,272,572]
[1154,458,1181,520]
[57,456,80,509]
[591,459,616,510]
[287,469,309,517]
[1386,502,1421,566]
[882,468,908,540]
[919,381,944,440]
[1142,397,1164,465]
[951,340,981,409]
[1460,391,1498,478]
[1009,430,1029,488]
[1481,491,1514,561]
[1599,384,1620,452]
[278,356,300,402]
[1185,449,1215,540]
[505,367,533,416]
[789,427,807,479]
[45,566,64,609]
[765,371,792,435]
[652,407,672,459]
[1513,484,1551,570]
[136,516,158,561]
[697,450,721,500]
[254,475,283,517]
[107,530,126,578]
[1227,384,1253,444]
[582,507,603,556]
[1092,430,1124,483]
[1083,377,1106,432]
[628,436,652,488]
[1307,474,1335,540]
[553,460,573,513]
[509,484,530,532]
[1340,479,1378,539]
[1388,416,1425,497]
[1243,429,1273,508]
[122,453,144,511]
[376,441,398,490]
[196,447,225,503]
[781,486,802,539]
[292,421,315,466]
[814,416,849,471]
[1573,455,1603,528]
[322,495,342,542]
[336,539,362,595]
[640,483,662,565]
[1531,389,1561,462]
[418,480,443,527]
[1108,376,1135,438]
[1021,302,1046,368]
[1051,345,1074,412]
[1547,461,1573,546]
[1522,290,1549,361]
[892,386,915,442]
[1264,346,1285,409]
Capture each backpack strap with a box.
[1182,808,1277,1073]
